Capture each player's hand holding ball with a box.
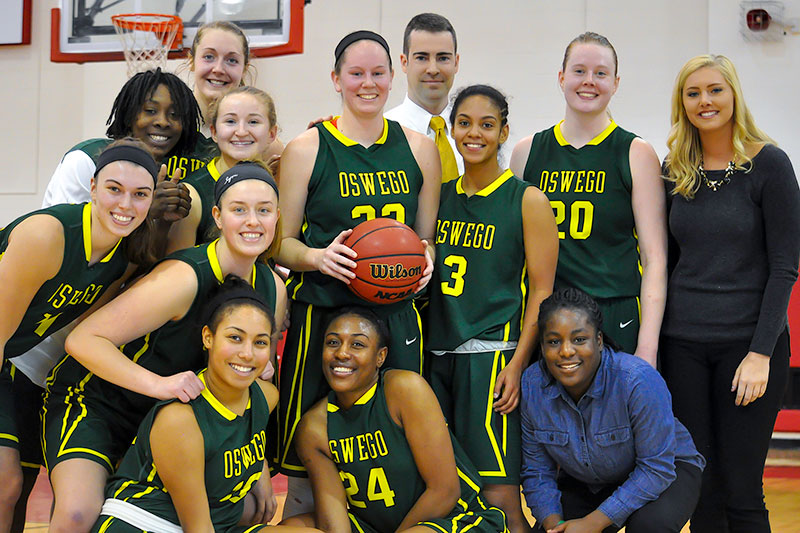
[316,229,357,284]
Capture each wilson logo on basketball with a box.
[369,263,422,280]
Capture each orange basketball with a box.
[344,218,426,305]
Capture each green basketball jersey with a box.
[165,133,219,179]
[427,170,530,351]
[183,157,223,245]
[286,118,424,309]
[105,370,270,532]
[48,240,277,424]
[326,372,487,533]
[70,138,113,162]
[0,203,128,358]
[522,121,640,298]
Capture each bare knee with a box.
[49,459,108,533]
[49,501,103,533]
[0,449,23,512]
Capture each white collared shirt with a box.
[385,94,464,174]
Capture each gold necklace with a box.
[699,160,736,192]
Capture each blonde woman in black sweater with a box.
[661,54,799,533]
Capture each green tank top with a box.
[48,240,277,423]
[427,170,530,350]
[286,118,424,310]
[105,370,270,531]
[0,203,128,358]
[183,157,223,245]
[522,121,640,298]
[165,133,219,179]
[327,371,486,533]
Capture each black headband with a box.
[201,285,269,329]
[94,145,159,184]
[334,30,391,66]
[214,162,279,206]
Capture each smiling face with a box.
[541,307,603,402]
[213,179,279,259]
[681,66,734,135]
[401,30,459,114]
[130,84,183,162]
[322,313,387,407]
[212,92,277,168]
[203,304,272,391]
[452,94,509,166]
[332,40,393,117]
[90,161,154,239]
[559,43,619,116]
[191,28,247,105]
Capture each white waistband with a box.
[430,338,518,355]
[100,499,182,533]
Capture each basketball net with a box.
[112,14,183,77]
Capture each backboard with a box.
[51,0,304,63]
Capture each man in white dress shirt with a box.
[385,13,462,181]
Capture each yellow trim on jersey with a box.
[207,157,222,181]
[480,347,509,478]
[354,383,377,405]
[322,118,389,147]
[96,516,114,533]
[348,512,367,533]
[118,332,151,365]
[54,374,114,471]
[131,485,160,499]
[280,303,314,471]
[113,479,139,499]
[326,381,376,411]
[456,169,515,198]
[198,371,251,421]
[519,263,528,334]
[413,301,424,374]
[0,433,19,443]
[456,466,482,494]
[207,239,257,286]
[82,202,123,264]
[554,120,618,147]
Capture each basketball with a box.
[344,218,426,305]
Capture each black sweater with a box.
[663,144,800,355]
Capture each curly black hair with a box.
[105,68,201,162]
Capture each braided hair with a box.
[105,68,201,162]
[537,288,619,351]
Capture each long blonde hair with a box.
[665,54,774,199]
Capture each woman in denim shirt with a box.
[520,288,704,533]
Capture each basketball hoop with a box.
[111,13,183,77]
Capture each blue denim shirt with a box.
[520,348,704,526]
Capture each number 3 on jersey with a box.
[339,467,396,508]
[441,255,467,297]
[351,203,406,224]
[551,200,594,240]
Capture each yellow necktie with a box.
[429,116,459,183]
